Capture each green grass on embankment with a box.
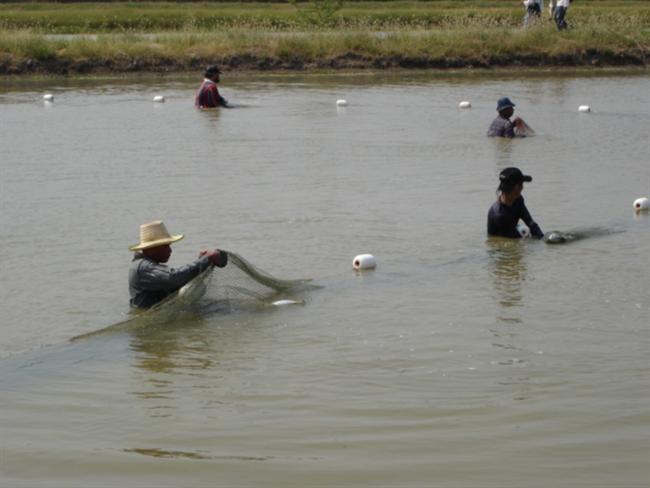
[1,1,648,33]
[0,1,647,75]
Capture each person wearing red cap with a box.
[128,221,227,308]
[487,168,544,239]
[195,64,228,109]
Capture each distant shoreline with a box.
[1,53,646,77]
[1,1,647,76]
[1,46,647,77]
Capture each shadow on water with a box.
[123,447,271,461]
[486,238,528,320]
[491,137,516,173]
[122,295,286,421]
[481,223,626,401]
[128,312,219,376]
[485,238,532,400]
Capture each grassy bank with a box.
[0,1,648,75]
[1,1,648,33]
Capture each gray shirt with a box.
[129,253,211,308]
[487,115,515,138]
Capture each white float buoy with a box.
[271,299,304,307]
[153,95,165,103]
[517,223,531,238]
[633,197,650,212]
[43,94,54,102]
[578,105,591,112]
[336,99,348,107]
[353,254,376,271]
[459,101,471,109]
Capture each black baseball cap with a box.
[499,167,532,184]
[204,64,222,77]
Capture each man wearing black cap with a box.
[487,167,544,239]
[487,97,529,138]
[195,64,228,109]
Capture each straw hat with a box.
[129,220,184,251]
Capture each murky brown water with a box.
[1,70,648,487]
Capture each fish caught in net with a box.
[71,251,315,341]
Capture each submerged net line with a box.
[71,251,314,342]
[227,252,310,291]
[543,226,622,244]
[169,251,313,310]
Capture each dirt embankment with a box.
[0,50,646,76]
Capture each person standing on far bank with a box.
[487,167,544,239]
[195,64,228,109]
[129,221,228,309]
[523,0,543,27]
[554,0,571,30]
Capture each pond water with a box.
[1,70,648,487]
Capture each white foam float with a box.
[336,99,348,107]
[633,197,650,212]
[271,299,304,307]
[459,101,471,109]
[578,105,591,112]
[517,223,531,238]
[353,254,376,271]
[153,95,165,103]
[43,94,54,102]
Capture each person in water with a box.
[487,97,530,138]
[487,167,544,239]
[129,220,227,309]
[195,64,228,109]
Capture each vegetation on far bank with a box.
[0,1,647,75]
[1,1,648,33]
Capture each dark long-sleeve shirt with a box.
[194,79,227,108]
[487,115,515,138]
[129,253,212,308]
[487,196,543,239]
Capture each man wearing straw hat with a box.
[129,221,227,309]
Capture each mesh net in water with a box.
[71,251,314,341]
[170,251,314,314]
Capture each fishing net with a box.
[172,251,313,312]
[514,119,535,137]
[71,251,314,341]
[543,226,621,244]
